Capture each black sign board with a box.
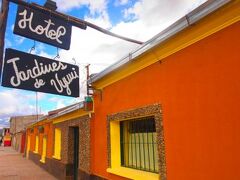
[14,5,72,50]
[2,48,79,97]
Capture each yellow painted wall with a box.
[52,108,89,124]
[52,128,61,160]
[40,137,47,163]
[107,120,159,180]
[34,136,39,153]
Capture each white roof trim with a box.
[49,102,84,119]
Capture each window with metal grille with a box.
[120,117,159,173]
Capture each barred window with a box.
[120,117,159,173]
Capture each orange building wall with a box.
[37,123,48,156]
[91,21,240,180]
[39,132,43,155]
[29,127,37,151]
[26,129,32,152]
[43,122,54,158]
[27,121,53,158]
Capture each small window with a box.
[120,117,159,173]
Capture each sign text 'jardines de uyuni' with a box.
[14,5,72,50]
[2,48,79,97]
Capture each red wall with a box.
[91,21,240,180]
[20,132,26,153]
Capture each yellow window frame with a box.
[33,135,39,153]
[40,137,47,163]
[107,120,159,180]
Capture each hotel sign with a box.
[2,48,79,97]
[14,5,72,50]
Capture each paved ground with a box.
[0,146,57,180]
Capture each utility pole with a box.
[0,0,9,79]
[86,64,90,96]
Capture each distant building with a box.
[2,128,11,146]
[10,115,43,153]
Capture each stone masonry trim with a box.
[107,104,167,180]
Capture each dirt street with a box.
[0,146,57,180]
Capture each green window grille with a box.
[120,117,159,173]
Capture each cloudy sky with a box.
[0,0,206,128]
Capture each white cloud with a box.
[4,38,12,48]
[15,36,25,45]
[124,0,206,28]
[35,43,45,52]
[29,45,55,59]
[0,121,9,129]
[115,0,129,6]
[59,26,139,75]
[0,89,48,128]
[58,0,206,70]
[123,1,141,20]
[48,96,80,110]
[11,24,14,31]
[84,10,112,29]
[36,92,46,100]
[0,90,38,123]
[38,50,55,59]
[56,99,66,109]
[55,0,107,14]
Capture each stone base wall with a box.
[27,113,106,180]
[29,151,73,180]
[78,169,107,180]
[28,118,104,180]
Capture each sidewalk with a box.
[0,146,57,180]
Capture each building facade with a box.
[27,115,55,175]
[2,128,11,146]
[26,102,93,180]
[26,1,240,180]
[88,1,240,180]
[10,115,41,152]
